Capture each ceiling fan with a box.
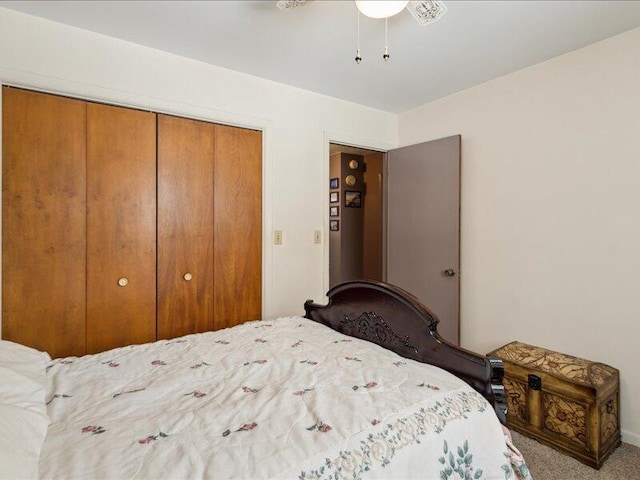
[276,1,446,63]
[275,0,447,26]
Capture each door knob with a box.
[442,269,456,277]
[118,277,128,287]
[183,272,193,281]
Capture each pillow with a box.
[0,403,49,479]
[0,366,48,410]
[0,339,51,381]
[0,340,51,479]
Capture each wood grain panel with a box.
[86,103,156,353]
[2,87,87,358]
[213,125,262,329]
[157,114,215,339]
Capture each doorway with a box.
[327,135,461,345]
[328,143,385,288]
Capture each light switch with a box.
[274,230,283,245]
[314,230,322,244]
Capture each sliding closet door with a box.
[2,87,87,358]
[157,114,215,339]
[86,103,157,353]
[213,125,262,328]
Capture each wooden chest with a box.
[489,341,620,469]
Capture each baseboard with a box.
[622,429,640,447]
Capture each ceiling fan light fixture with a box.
[355,1,409,19]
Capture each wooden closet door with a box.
[157,115,214,339]
[86,103,156,353]
[2,88,87,358]
[213,125,262,329]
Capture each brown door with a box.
[157,114,215,339]
[387,135,461,344]
[363,152,384,281]
[2,87,87,358]
[86,103,157,353]
[337,154,365,285]
[213,125,262,329]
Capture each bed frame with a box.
[304,280,507,424]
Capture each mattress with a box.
[37,316,528,479]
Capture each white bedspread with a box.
[40,317,525,479]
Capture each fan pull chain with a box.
[383,18,390,61]
[355,9,362,64]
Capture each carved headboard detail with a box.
[340,311,419,355]
[304,280,507,425]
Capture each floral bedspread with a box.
[40,316,529,479]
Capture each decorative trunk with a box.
[489,341,620,469]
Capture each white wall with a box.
[400,27,640,446]
[0,7,397,321]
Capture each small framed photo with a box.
[329,178,339,189]
[329,219,339,231]
[345,190,362,208]
[330,206,339,217]
[330,191,339,203]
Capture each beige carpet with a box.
[511,431,640,480]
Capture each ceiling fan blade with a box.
[407,0,447,25]
[276,0,310,11]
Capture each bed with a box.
[0,280,530,479]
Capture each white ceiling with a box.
[3,1,640,113]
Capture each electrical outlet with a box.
[314,230,322,244]
[274,230,283,245]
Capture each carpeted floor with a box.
[511,431,640,480]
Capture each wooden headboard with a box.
[304,280,507,424]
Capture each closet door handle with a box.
[118,277,129,287]
[183,272,193,282]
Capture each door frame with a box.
[323,131,393,298]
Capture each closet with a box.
[2,87,262,358]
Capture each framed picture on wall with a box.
[344,190,362,208]
[329,219,339,231]
[330,206,339,217]
[330,178,339,189]
[330,191,339,203]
